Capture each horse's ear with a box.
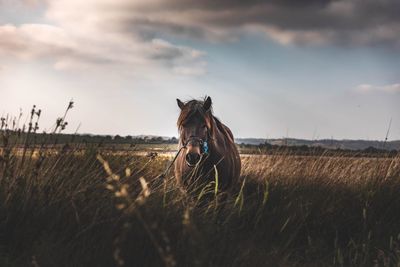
[203,96,212,112]
[177,99,185,110]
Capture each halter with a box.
[159,128,210,179]
[184,137,209,155]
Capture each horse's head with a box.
[177,96,212,167]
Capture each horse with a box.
[174,96,241,191]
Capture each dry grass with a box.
[1,107,400,266]
[241,154,399,183]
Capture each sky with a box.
[0,0,399,140]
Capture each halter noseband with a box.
[184,137,209,155]
[183,126,211,155]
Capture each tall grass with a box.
[0,108,399,266]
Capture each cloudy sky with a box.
[1,0,399,140]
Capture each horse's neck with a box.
[210,116,233,151]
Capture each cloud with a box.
[0,1,207,75]
[356,83,400,94]
[47,0,398,47]
[1,0,399,74]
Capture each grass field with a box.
[1,129,400,266]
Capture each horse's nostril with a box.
[185,153,200,166]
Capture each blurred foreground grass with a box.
[1,103,400,267]
[0,137,399,266]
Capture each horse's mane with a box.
[177,98,213,129]
[213,116,234,144]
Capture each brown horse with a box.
[174,96,241,190]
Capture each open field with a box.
[2,1,399,266]
[1,132,400,267]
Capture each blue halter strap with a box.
[202,141,209,154]
[184,137,209,155]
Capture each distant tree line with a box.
[0,131,178,147]
[238,142,399,157]
[1,131,398,157]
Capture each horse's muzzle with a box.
[185,152,201,167]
